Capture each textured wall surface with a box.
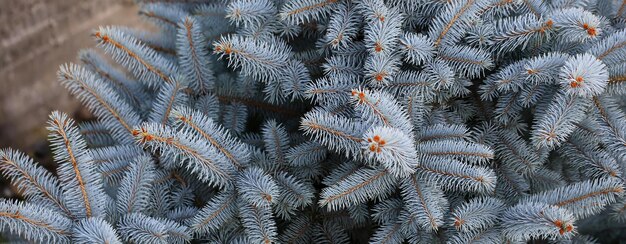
[0,0,141,153]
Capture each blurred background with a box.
[0,0,144,197]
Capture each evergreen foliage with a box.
[2,0,626,242]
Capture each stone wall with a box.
[0,0,141,153]
[1,0,130,69]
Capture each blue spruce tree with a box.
[1,0,626,242]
